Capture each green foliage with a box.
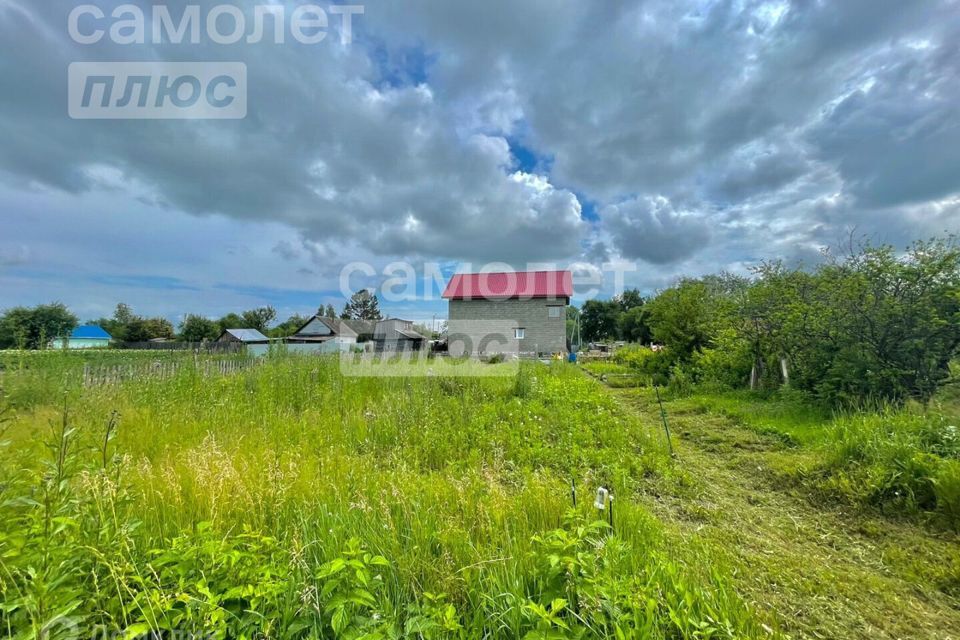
[342,290,383,321]
[579,290,649,343]
[613,346,673,386]
[645,276,743,364]
[0,303,78,349]
[241,306,278,333]
[91,303,174,343]
[643,238,960,406]
[178,314,220,342]
[689,329,754,391]
[618,306,652,344]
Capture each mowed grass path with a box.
[611,387,960,639]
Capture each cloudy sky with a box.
[1,0,959,325]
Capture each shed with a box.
[217,328,270,344]
[373,319,427,352]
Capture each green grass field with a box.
[0,355,773,639]
[2,352,958,639]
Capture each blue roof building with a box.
[52,325,112,349]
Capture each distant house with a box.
[287,316,358,346]
[217,328,270,344]
[373,319,427,352]
[340,319,376,342]
[53,325,112,349]
[443,270,572,357]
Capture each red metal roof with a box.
[442,270,573,300]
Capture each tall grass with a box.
[677,388,960,527]
[818,410,960,525]
[0,355,769,638]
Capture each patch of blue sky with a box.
[368,40,435,89]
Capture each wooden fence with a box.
[113,341,245,353]
[81,357,256,387]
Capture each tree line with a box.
[580,238,960,406]
[0,290,386,349]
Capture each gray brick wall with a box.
[447,298,568,356]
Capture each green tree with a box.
[579,299,621,342]
[0,303,78,349]
[179,315,220,342]
[270,314,309,338]
[755,240,960,404]
[341,290,383,321]
[216,313,245,333]
[320,304,337,318]
[241,307,277,333]
[645,278,737,362]
[112,302,135,326]
[616,289,644,311]
[618,305,652,343]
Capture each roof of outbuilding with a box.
[442,270,573,300]
[71,325,112,340]
[340,318,377,335]
[292,316,359,338]
[222,328,270,343]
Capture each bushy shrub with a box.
[690,329,754,391]
[613,345,672,385]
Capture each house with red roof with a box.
[441,270,572,357]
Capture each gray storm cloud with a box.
[0,0,958,316]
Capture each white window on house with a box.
[515,328,525,339]
[548,306,562,318]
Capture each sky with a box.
[1,0,959,326]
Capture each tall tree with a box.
[616,289,644,311]
[580,299,621,342]
[618,306,652,344]
[241,307,277,332]
[341,290,383,321]
[113,303,135,326]
[216,313,245,333]
[321,304,337,318]
[179,315,219,342]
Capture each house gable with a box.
[298,317,334,336]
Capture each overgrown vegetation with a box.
[0,355,775,638]
[642,238,960,406]
[584,238,960,525]
[661,389,960,528]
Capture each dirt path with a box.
[611,388,960,640]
